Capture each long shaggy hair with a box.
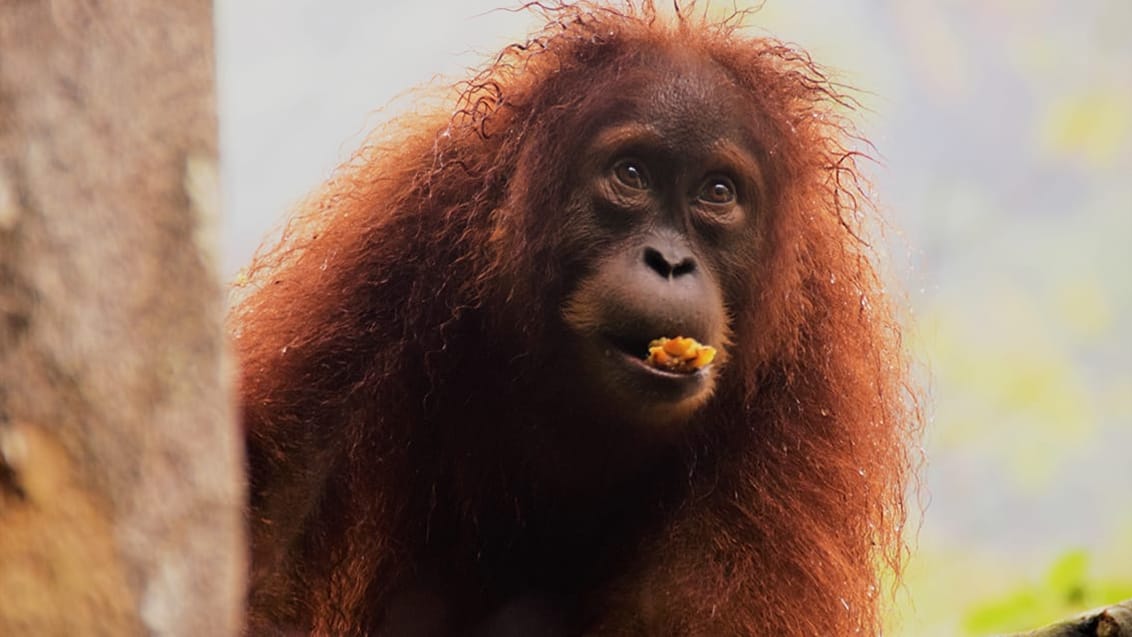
[232,2,921,635]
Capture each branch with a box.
[1004,599,1132,637]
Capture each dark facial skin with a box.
[556,53,767,428]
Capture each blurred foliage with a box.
[917,288,1097,488]
[964,550,1132,634]
[1039,91,1132,168]
[892,538,1132,636]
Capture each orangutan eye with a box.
[613,159,650,190]
[698,176,736,205]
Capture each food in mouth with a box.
[644,336,716,374]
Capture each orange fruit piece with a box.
[645,337,716,373]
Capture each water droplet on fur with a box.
[281,346,289,355]
[320,259,328,271]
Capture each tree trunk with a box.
[0,2,244,635]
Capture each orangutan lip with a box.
[601,336,710,385]
[603,334,710,378]
[619,349,709,378]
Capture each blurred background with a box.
[216,1,1132,634]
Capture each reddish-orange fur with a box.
[233,3,921,635]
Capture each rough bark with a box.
[0,1,244,635]
[1006,599,1132,637]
